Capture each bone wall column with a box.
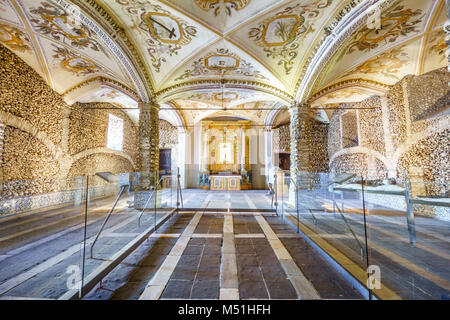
[0,122,4,182]
[446,0,450,71]
[138,102,160,189]
[289,103,312,194]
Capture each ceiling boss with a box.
[195,0,250,16]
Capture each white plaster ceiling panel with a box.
[175,88,282,108]
[174,99,275,125]
[0,0,23,26]
[38,36,119,93]
[99,0,219,91]
[0,20,45,79]
[327,37,422,88]
[164,39,285,89]
[163,0,283,34]
[229,0,341,92]
[422,28,447,74]
[317,0,434,90]
[310,88,383,107]
[16,0,132,87]
[197,108,268,124]
[77,85,138,107]
[433,2,447,28]
[76,85,140,123]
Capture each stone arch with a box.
[67,152,135,178]
[0,110,64,161]
[329,147,390,179]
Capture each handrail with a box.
[327,174,356,187]
[284,174,364,258]
[334,202,365,259]
[90,184,128,258]
[334,186,404,196]
[287,177,319,225]
[137,175,169,227]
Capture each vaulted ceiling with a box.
[0,0,447,127]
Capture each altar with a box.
[198,119,253,190]
[210,174,241,191]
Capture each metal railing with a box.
[90,184,128,259]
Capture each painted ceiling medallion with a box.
[0,23,31,52]
[195,0,250,16]
[175,48,267,80]
[338,3,424,60]
[29,1,105,53]
[214,92,239,102]
[204,51,240,70]
[142,12,186,45]
[52,44,103,76]
[249,0,332,75]
[116,1,197,73]
[186,91,240,103]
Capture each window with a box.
[107,114,124,151]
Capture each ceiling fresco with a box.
[0,0,447,128]
[313,0,446,97]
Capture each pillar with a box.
[289,103,312,194]
[446,0,450,71]
[264,129,274,186]
[178,129,187,189]
[138,102,160,190]
[0,122,4,182]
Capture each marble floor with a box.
[0,189,447,300]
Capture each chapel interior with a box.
[0,0,448,301]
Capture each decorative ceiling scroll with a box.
[51,44,105,76]
[115,0,197,73]
[341,44,410,80]
[0,22,31,52]
[175,48,267,81]
[336,2,424,62]
[248,0,333,75]
[194,0,250,16]
[29,1,108,56]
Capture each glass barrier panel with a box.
[0,176,86,299]
[79,170,182,299]
[363,170,449,300]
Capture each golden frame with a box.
[142,12,185,45]
[42,14,87,41]
[204,53,240,70]
[261,14,303,48]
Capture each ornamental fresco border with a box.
[248,0,333,75]
[194,0,250,16]
[335,0,425,62]
[51,43,105,76]
[61,75,139,101]
[175,48,268,81]
[28,0,110,57]
[0,21,31,52]
[156,79,293,105]
[339,44,411,81]
[308,79,390,103]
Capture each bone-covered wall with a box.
[328,67,449,192]
[0,45,138,214]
